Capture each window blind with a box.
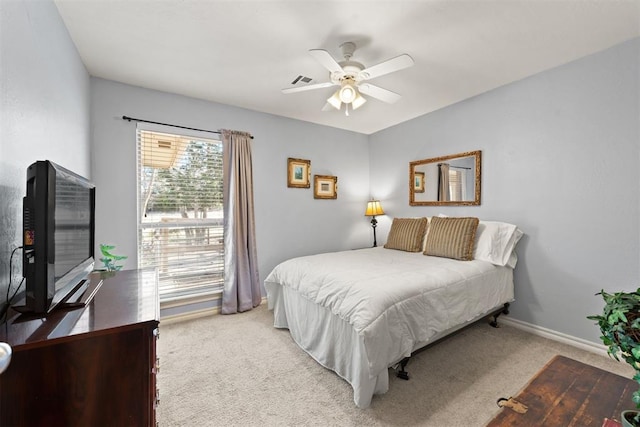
[449,169,463,201]
[136,129,224,302]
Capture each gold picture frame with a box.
[414,171,425,193]
[313,175,337,199]
[409,150,481,206]
[287,158,311,188]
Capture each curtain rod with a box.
[121,115,253,139]
[438,163,471,170]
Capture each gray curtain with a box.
[438,163,450,202]
[221,129,261,314]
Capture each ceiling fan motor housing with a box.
[331,63,364,83]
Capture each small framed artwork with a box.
[314,175,338,199]
[287,158,311,188]
[414,172,425,193]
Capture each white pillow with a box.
[473,221,523,267]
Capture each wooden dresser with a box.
[0,269,160,426]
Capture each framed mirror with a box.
[409,150,481,206]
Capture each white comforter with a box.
[265,247,514,406]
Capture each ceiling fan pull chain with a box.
[345,103,349,116]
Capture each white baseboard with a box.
[160,297,268,325]
[160,306,220,325]
[500,317,609,357]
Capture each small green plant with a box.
[99,244,127,271]
[588,288,640,426]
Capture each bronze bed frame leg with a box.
[396,302,511,380]
[489,302,510,328]
[397,357,410,380]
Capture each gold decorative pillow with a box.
[423,216,480,260]
[384,217,429,252]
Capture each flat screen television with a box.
[20,160,96,314]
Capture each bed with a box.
[265,216,522,408]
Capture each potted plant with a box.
[588,288,640,427]
[99,244,127,272]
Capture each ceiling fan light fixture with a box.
[339,82,357,104]
[352,92,367,110]
[327,90,342,110]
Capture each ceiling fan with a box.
[282,42,414,115]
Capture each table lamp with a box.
[365,200,385,247]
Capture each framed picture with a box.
[287,158,310,188]
[314,175,338,199]
[414,171,425,193]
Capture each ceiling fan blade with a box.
[309,49,344,74]
[358,54,414,80]
[358,83,402,104]
[281,81,336,94]
[321,103,334,112]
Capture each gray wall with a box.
[369,37,640,344]
[0,0,90,303]
[90,78,371,297]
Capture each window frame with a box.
[135,123,224,306]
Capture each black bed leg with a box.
[397,357,410,380]
[489,303,510,328]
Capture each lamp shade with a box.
[352,92,367,110]
[339,83,357,103]
[365,200,384,216]
[327,90,342,110]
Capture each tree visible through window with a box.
[137,129,224,303]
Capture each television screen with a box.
[53,169,93,286]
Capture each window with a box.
[137,128,224,304]
[449,169,463,201]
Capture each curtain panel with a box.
[221,129,261,314]
[438,163,450,202]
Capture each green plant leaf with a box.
[588,287,640,401]
[99,244,127,271]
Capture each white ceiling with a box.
[54,0,640,135]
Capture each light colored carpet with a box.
[157,304,632,427]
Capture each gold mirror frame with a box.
[409,150,481,206]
